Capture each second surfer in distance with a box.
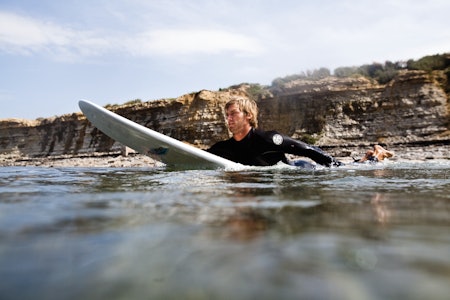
[207,96,344,168]
[354,144,394,163]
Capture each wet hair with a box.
[225,96,259,128]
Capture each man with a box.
[207,96,343,167]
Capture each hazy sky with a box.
[1,0,449,119]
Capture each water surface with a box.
[0,161,449,299]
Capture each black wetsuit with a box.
[207,128,342,167]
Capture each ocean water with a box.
[0,161,449,300]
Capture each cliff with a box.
[260,70,449,147]
[1,70,449,161]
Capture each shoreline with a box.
[0,152,163,168]
[1,145,448,168]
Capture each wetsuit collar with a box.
[232,126,253,142]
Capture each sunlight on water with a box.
[0,161,449,299]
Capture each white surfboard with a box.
[79,100,242,169]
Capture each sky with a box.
[1,0,449,120]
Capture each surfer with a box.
[207,96,343,167]
[354,144,394,163]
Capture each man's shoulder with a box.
[209,138,234,149]
[250,128,287,146]
[205,138,235,161]
[253,128,282,139]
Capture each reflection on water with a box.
[0,162,449,299]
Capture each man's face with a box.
[225,103,251,135]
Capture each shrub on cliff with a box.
[335,61,404,84]
[246,84,269,99]
[269,53,449,91]
[407,53,450,71]
[334,66,359,78]
[271,68,331,88]
[333,53,449,84]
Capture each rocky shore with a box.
[1,144,448,168]
[0,151,161,168]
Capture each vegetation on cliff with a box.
[113,53,449,106]
[272,52,450,87]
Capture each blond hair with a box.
[225,96,259,128]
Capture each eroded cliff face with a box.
[259,70,449,147]
[0,70,448,159]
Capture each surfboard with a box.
[78,100,242,169]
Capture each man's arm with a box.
[266,131,343,167]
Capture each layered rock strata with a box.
[1,70,448,162]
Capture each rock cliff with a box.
[260,71,449,146]
[1,70,449,160]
